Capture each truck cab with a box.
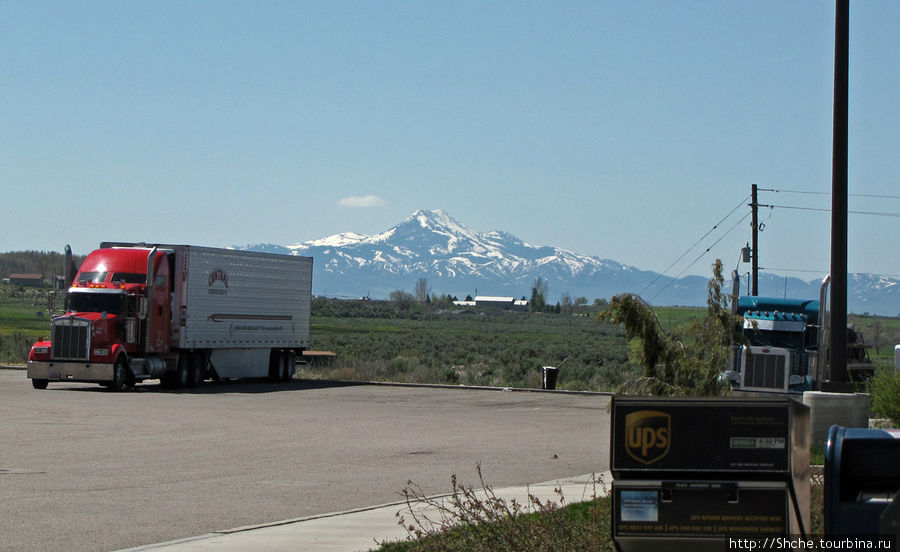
[723,281,874,394]
[27,247,172,389]
[724,296,821,393]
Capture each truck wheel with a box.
[32,379,49,390]
[108,358,129,391]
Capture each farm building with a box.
[9,273,44,287]
[450,296,529,311]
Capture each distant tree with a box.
[390,290,414,310]
[870,320,883,354]
[530,276,549,312]
[593,298,609,309]
[560,292,574,315]
[430,293,455,308]
[414,278,430,303]
[465,294,474,302]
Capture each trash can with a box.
[610,397,810,551]
[542,366,558,390]
[824,425,900,536]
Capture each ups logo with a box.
[625,410,671,465]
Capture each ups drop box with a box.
[611,396,810,479]
[610,397,811,550]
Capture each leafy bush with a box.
[599,260,741,396]
[869,368,900,425]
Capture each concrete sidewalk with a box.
[119,472,611,552]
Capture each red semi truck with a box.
[27,243,313,390]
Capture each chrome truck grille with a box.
[51,317,91,361]
[743,350,787,390]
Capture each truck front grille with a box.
[744,352,787,390]
[51,318,91,361]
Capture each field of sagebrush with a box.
[306,298,635,391]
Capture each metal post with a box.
[751,184,759,296]
[828,0,849,388]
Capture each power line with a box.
[762,267,900,279]
[769,204,900,218]
[638,195,750,297]
[758,187,900,200]
[759,267,826,274]
[648,212,751,303]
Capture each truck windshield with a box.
[745,329,806,350]
[76,272,107,284]
[112,272,147,284]
[67,291,125,315]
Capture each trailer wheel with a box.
[176,354,190,388]
[32,379,49,390]
[187,352,205,388]
[281,351,295,382]
[268,350,283,382]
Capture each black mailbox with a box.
[611,397,810,551]
[825,425,900,536]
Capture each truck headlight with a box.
[93,348,110,356]
[33,346,50,354]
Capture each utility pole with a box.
[828,0,850,389]
[750,184,759,296]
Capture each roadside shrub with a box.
[381,464,613,552]
[0,331,32,364]
[869,368,900,426]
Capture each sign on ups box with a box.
[612,479,801,551]
[611,397,810,479]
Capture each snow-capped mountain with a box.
[237,209,900,315]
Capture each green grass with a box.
[0,284,57,363]
[652,306,705,331]
[848,314,900,366]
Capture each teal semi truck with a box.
[723,275,873,394]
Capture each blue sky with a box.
[2,1,898,283]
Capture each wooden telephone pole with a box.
[828,0,850,388]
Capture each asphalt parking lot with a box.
[0,368,611,552]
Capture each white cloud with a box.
[338,195,387,208]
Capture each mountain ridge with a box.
[237,209,900,315]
